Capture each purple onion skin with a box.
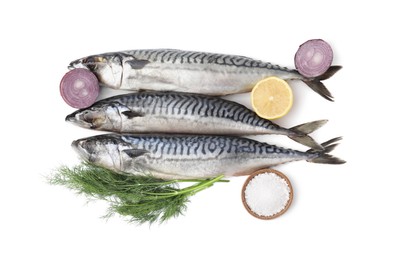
[60,68,99,108]
[295,39,333,78]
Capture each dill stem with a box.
[141,175,225,199]
[177,178,229,183]
[112,178,227,190]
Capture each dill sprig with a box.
[48,162,228,224]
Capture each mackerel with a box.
[66,92,327,149]
[68,49,341,101]
[72,134,345,180]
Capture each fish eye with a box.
[82,111,105,128]
[84,57,96,64]
[83,112,95,123]
[96,56,106,63]
[84,56,107,64]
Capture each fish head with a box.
[72,135,123,170]
[66,102,124,131]
[68,53,124,88]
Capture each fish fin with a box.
[121,110,144,118]
[126,59,150,69]
[316,66,342,80]
[290,120,328,134]
[302,80,334,101]
[290,135,323,150]
[307,137,346,164]
[319,136,343,147]
[288,120,328,150]
[308,154,345,164]
[122,149,149,158]
[301,66,342,102]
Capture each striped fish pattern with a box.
[66,92,326,149]
[72,134,345,180]
[69,49,340,100]
[125,49,291,70]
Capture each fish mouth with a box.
[71,139,91,161]
[71,139,84,157]
[65,111,94,129]
[71,139,79,150]
[65,112,76,123]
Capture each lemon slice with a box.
[251,77,293,120]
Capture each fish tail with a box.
[301,66,342,101]
[307,137,346,164]
[288,120,328,150]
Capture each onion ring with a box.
[60,68,99,108]
[295,39,333,78]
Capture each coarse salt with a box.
[244,172,291,218]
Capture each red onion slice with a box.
[295,39,333,78]
[60,68,99,108]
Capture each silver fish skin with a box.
[72,134,345,180]
[68,49,341,101]
[66,92,327,149]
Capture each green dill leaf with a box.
[48,162,227,224]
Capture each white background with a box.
[1,0,393,259]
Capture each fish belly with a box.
[121,63,293,95]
